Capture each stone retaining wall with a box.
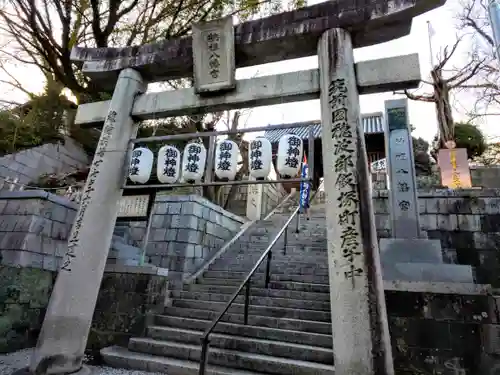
[0,191,76,270]
[0,137,89,185]
[0,192,245,276]
[386,289,491,374]
[217,181,287,218]
[369,166,500,190]
[0,265,168,357]
[126,194,246,281]
[372,189,500,287]
[261,182,286,216]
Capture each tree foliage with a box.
[398,37,483,148]
[0,88,106,155]
[457,0,500,119]
[430,122,487,160]
[453,122,487,158]
[0,0,305,103]
[396,0,500,148]
[412,136,433,175]
[0,0,305,163]
[473,141,500,165]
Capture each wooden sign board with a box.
[437,148,472,189]
[117,194,150,221]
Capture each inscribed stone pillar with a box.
[384,99,420,238]
[30,69,145,375]
[318,28,394,375]
[246,178,263,221]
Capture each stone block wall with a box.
[0,191,76,271]
[369,166,500,190]
[371,189,500,287]
[0,266,54,353]
[88,266,168,360]
[0,265,168,357]
[219,184,248,217]
[0,137,89,185]
[261,182,287,216]
[386,290,491,374]
[218,181,286,218]
[471,166,500,188]
[126,194,246,280]
[0,191,244,277]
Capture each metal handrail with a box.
[198,186,321,375]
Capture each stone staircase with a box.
[101,209,334,375]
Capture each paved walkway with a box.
[0,349,163,375]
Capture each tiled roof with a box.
[263,113,384,143]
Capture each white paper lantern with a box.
[157,145,181,184]
[215,140,239,181]
[249,137,272,180]
[277,134,303,178]
[181,142,207,182]
[128,147,153,184]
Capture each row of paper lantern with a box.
[128,134,304,184]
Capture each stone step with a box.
[101,345,267,375]
[172,291,331,311]
[212,256,329,267]
[217,244,326,253]
[207,264,329,276]
[150,316,332,348]
[160,308,332,335]
[171,299,330,321]
[221,251,328,267]
[197,278,330,293]
[140,327,333,364]
[184,284,330,302]
[234,242,327,251]
[267,281,330,293]
[128,337,334,375]
[379,238,443,264]
[201,271,329,284]
[383,262,475,283]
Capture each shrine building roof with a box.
[263,113,384,143]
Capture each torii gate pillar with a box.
[318,28,394,375]
[29,68,145,375]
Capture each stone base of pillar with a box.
[379,238,474,283]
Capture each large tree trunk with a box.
[432,69,455,148]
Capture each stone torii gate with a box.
[29,0,445,374]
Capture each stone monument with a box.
[318,28,393,375]
[30,0,448,374]
[379,98,474,283]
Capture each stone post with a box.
[246,178,263,220]
[318,28,394,375]
[30,69,145,375]
[384,98,421,239]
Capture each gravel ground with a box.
[0,349,163,375]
